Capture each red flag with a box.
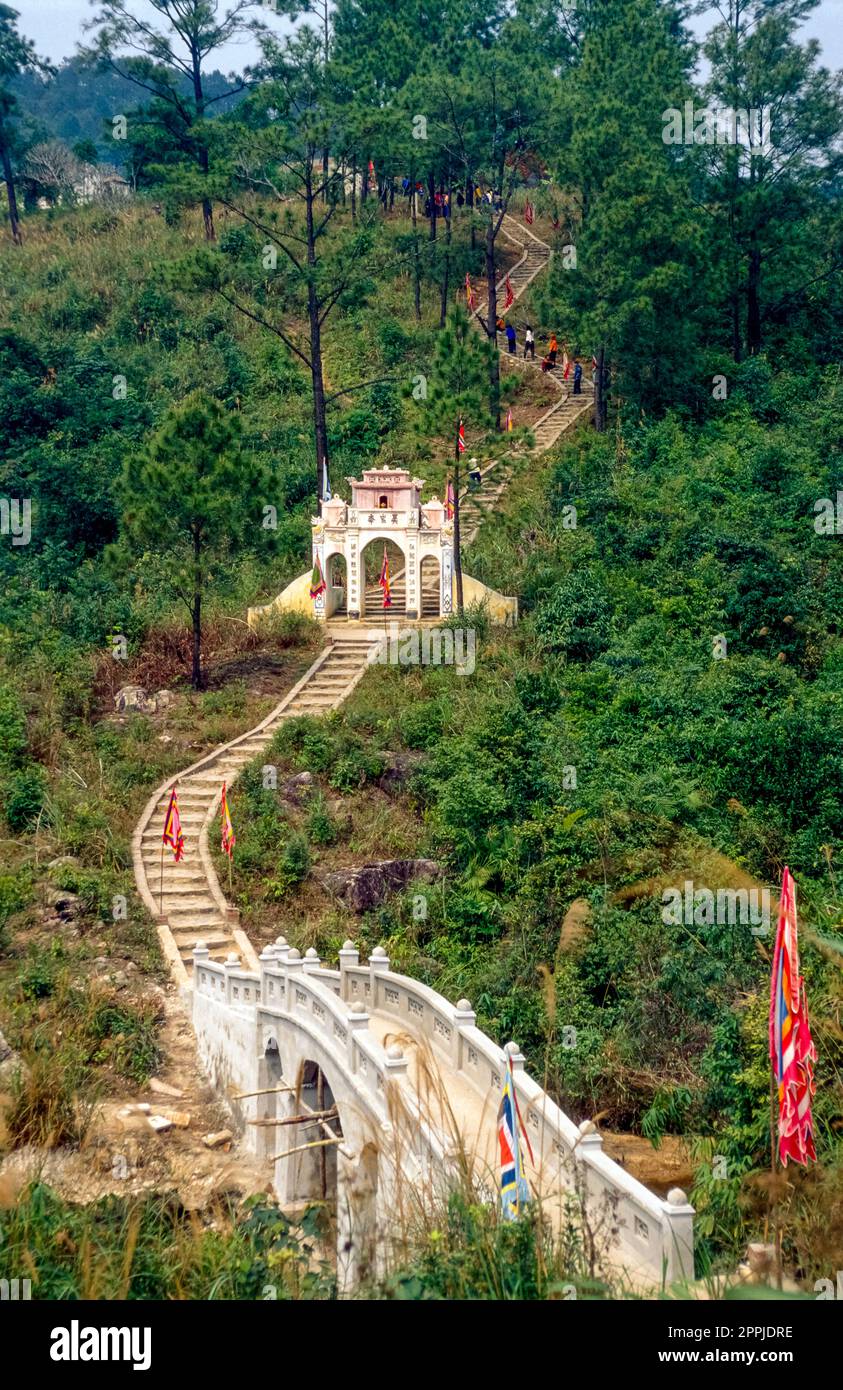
[592,354,598,371]
[162,786,184,862]
[505,408,513,432]
[562,349,571,380]
[524,200,534,225]
[368,158,376,180]
[379,545,392,608]
[220,782,236,859]
[445,480,455,520]
[504,276,514,309]
[465,273,475,309]
[457,419,466,453]
[770,867,817,1167]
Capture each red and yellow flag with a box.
[504,275,514,309]
[505,408,513,432]
[457,419,466,453]
[769,867,816,1167]
[162,786,184,862]
[220,782,236,859]
[379,545,392,608]
[310,554,326,600]
[465,273,475,310]
[445,479,455,520]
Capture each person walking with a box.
[573,360,583,395]
[547,333,558,368]
[505,321,517,354]
[524,326,535,360]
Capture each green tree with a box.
[698,0,843,358]
[116,391,271,689]
[81,0,260,240]
[417,305,495,613]
[0,4,51,244]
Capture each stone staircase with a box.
[134,205,593,994]
[132,636,377,986]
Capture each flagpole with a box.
[769,1075,783,1290]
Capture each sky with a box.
[10,0,843,76]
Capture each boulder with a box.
[115,685,154,713]
[0,1027,25,1087]
[44,887,82,920]
[282,770,315,804]
[320,858,441,913]
[153,689,175,709]
[377,752,423,795]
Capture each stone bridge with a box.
[191,937,695,1292]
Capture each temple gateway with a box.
[248,466,517,628]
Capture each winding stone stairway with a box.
[133,203,594,991]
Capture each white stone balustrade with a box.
[192,941,695,1287]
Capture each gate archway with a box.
[420,554,441,618]
[362,538,405,620]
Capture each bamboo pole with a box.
[230,1084,298,1100]
[247,1108,338,1128]
[270,1136,343,1162]
[769,1073,783,1290]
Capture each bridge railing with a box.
[328,942,694,1287]
[193,938,694,1287]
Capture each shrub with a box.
[4,765,49,832]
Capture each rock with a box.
[203,1129,233,1149]
[147,1114,174,1133]
[377,752,423,795]
[114,685,153,713]
[282,771,315,804]
[320,858,442,913]
[149,1077,184,1099]
[158,1109,191,1129]
[153,689,175,709]
[44,887,82,920]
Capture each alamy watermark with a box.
[0,497,31,546]
[661,880,770,935]
[662,102,773,155]
[367,622,476,676]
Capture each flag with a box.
[368,158,376,181]
[445,479,455,520]
[321,457,331,502]
[465,273,475,309]
[162,786,184,863]
[592,354,598,371]
[379,544,392,608]
[769,867,817,1167]
[498,1052,534,1219]
[562,349,571,380]
[457,419,466,453]
[524,200,534,225]
[220,782,236,858]
[310,554,326,600]
[505,408,513,432]
[504,275,514,309]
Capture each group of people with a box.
[398,179,504,218]
[494,321,585,392]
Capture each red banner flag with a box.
[505,408,513,432]
[465,273,475,310]
[457,420,466,453]
[445,480,455,520]
[504,276,514,309]
[379,545,392,608]
[162,786,184,863]
[770,867,817,1167]
[524,201,534,225]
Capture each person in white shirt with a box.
[524,326,535,360]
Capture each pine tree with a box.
[81,0,259,240]
[417,305,495,614]
[116,392,271,689]
[0,4,51,245]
